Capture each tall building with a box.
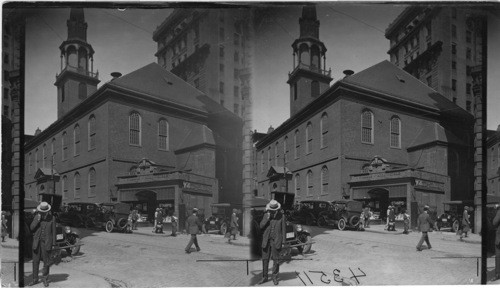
[385,6,484,114]
[152,8,252,118]
[24,9,243,228]
[254,5,473,226]
[487,126,500,200]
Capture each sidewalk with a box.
[363,224,481,244]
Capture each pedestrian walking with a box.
[416,205,433,251]
[460,206,470,240]
[258,200,286,285]
[228,209,239,243]
[492,204,500,280]
[171,214,178,237]
[28,202,56,287]
[403,209,410,234]
[155,208,164,234]
[385,205,391,230]
[185,208,202,253]
[363,206,371,228]
[131,207,139,230]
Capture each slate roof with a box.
[34,168,60,179]
[176,125,215,152]
[342,60,469,118]
[109,62,208,113]
[408,122,466,149]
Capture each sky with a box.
[22,4,500,135]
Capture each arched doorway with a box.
[367,188,389,220]
[135,190,157,223]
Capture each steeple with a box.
[287,5,332,116]
[55,8,100,119]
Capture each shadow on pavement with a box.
[48,273,70,284]
[248,271,300,286]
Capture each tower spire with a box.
[67,8,87,41]
[299,5,319,39]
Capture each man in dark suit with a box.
[416,205,433,251]
[185,208,202,253]
[492,204,500,280]
[259,200,286,285]
[29,202,56,287]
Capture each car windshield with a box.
[100,205,115,213]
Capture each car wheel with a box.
[349,215,360,227]
[105,220,114,233]
[219,222,228,235]
[66,235,81,256]
[317,216,328,228]
[338,218,346,231]
[297,234,312,254]
[452,220,460,232]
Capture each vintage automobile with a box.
[99,202,132,233]
[316,200,363,230]
[57,202,101,228]
[436,200,474,232]
[287,200,331,226]
[202,203,232,235]
[24,196,82,258]
[250,192,313,257]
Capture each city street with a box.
[249,225,481,286]
[22,226,252,287]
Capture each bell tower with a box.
[54,8,100,119]
[287,5,332,116]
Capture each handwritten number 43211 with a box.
[301,268,366,285]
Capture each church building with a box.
[24,9,243,226]
[254,6,474,224]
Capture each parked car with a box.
[99,202,132,233]
[317,200,363,230]
[436,200,474,232]
[287,200,331,226]
[57,202,101,228]
[250,192,313,258]
[203,203,231,235]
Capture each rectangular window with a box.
[219,81,224,94]
[467,83,472,95]
[3,70,8,81]
[220,63,224,73]
[234,86,239,98]
[219,46,224,58]
[452,79,457,91]
[3,53,9,65]
[466,66,471,76]
[452,61,457,70]
[390,118,401,148]
[452,8,457,19]
[466,100,471,112]
[466,30,472,43]
[3,87,8,99]
[466,48,471,60]
[158,120,169,151]
[451,43,457,55]
[452,25,457,38]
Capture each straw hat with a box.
[37,202,51,213]
[266,200,281,211]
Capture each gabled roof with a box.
[342,60,469,118]
[176,125,215,153]
[267,166,292,178]
[408,122,466,150]
[34,168,60,180]
[109,62,208,113]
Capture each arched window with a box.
[320,113,328,148]
[390,116,401,148]
[129,112,141,146]
[62,131,68,160]
[42,144,47,168]
[62,176,68,199]
[295,173,300,197]
[299,43,310,66]
[88,115,96,150]
[306,170,313,196]
[78,83,87,99]
[78,47,87,70]
[361,110,374,144]
[74,172,81,199]
[310,45,321,69]
[306,122,313,154]
[321,166,328,195]
[67,45,77,67]
[267,147,272,171]
[74,124,80,156]
[51,138,56,156]
[28,153,32,174]
[35,149,38,171]
[275,142,279,166]
[261,150,265,174]
[158,119,169,150]
[283,136,288,164]
[311,80,319,98]
[88,168,96,197]
[294,129,300,159]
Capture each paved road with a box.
[45,228,252,287]
[249,226,481,286]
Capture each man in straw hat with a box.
[259,199,286,285]
[416,205,433,251]
[28,202,56,287]
[185,208,202,253]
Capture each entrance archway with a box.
[367,188,389,220]
[135,190,157,223]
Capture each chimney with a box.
[343,70,354,78]
[35,127,41,136]
[267,126,274,134]
[110,72,122,81]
